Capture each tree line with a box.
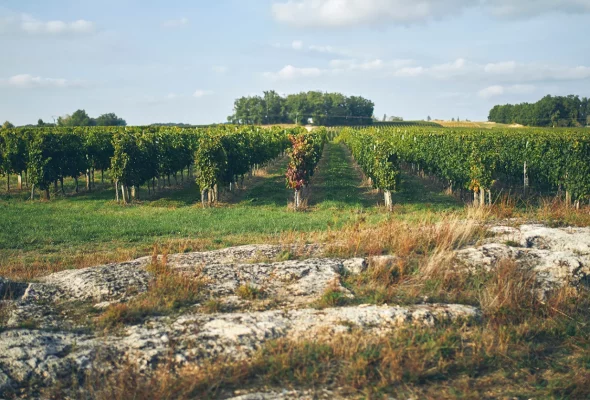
[2,110,127,129]
[227,90,374,126]
[488,95,590,127]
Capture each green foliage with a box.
[489,94,590,127]
[58,110,93,127]
[111,129,159,189]
[195,125,291,194]
[37,119,55,127]
[2,121,15,129]
[57,110,127,127]
[28,131,62,191]
[228,91,374,126]
[341,126,590,201]
[340,128,400,192]
[94,113,127,127]
[285,128,326,190]
[0,130,27,179]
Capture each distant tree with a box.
[263,90,286,124]
[58,110,93,127]
[488,94,588,127]
[427,116,431,122]
[2,121,14,129]
[383,114,387,122]
[388,116,403,122]
[228,91,374,126]
[95,113,127,126]
[36,119,55,127]
[452,118,455,122]
[457,117,460,122]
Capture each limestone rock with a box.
[40,262,152,303]
[456,224,590,290]
[0,304,479,395]
[341,258,367,275]
[146,244,324,269]
[194,258,351,304]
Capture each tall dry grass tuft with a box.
[478,259,542,325]
[323,214,484,261]
[537,197,590,227]
[420,217,480,279]
[489,192,517,219]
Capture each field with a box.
[1,125,589,399]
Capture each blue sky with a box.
[0,0,589,125]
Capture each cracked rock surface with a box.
[456,224,590,291]
[0,304,479,395]
[0,244,477,398]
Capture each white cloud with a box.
[212,65,229,74]
[263,65,324,80]
[263,56,590,84]
[331,58,413,71]
[292,40,304,50]
[389,58,590,82]
[264,58,412,80]
[308,44,356,57]
[394,66,425,77]
[478,84,535,99]
[272,0,590,27]
[274,40,358,57]
[193,89,214,98]
[0,14,95,35]
[483,61,590,82]
[162,17,189,28]
[484,61,516,74]
[0,74,84,88]
[272,0,474,27]
[391,58,475,79]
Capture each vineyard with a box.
[2,124,590,210]
[0,126,328,206]
[340,126,590,209]
[2,123,590,400]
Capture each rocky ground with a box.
[0,225,589,399]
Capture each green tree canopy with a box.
[228,91,374,126]
[2,121,15,129]
[488,95,589,127]
[95,113,127,126]
[58,110,93,127]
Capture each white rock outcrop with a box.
[0,303,479,394]
[456,224,590,290]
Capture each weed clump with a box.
[236,284,265,300]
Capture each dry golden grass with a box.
[235,284,265,300]
[320,214,485,260]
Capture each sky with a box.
[0,0,589,125]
